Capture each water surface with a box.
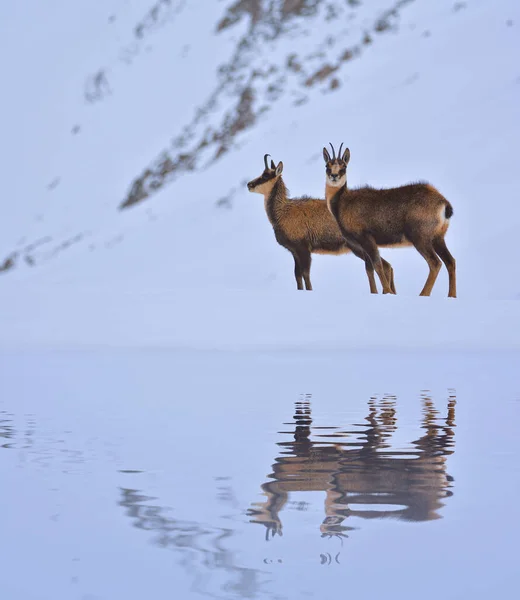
[0,349,518,599]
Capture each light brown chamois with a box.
[323,143,456,297]
[247,153,395,291]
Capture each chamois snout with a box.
[247,173,264,192]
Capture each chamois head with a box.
[247,154,284,195]
[323,143,350,188]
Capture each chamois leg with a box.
[357,235,394,294]
[364,262,379,294]
[291,251,304,290]
[362,255,394,294]
[382,259,396,294]
[390,266,396,294]
[412,241,442,297]
[297,248,313,291]
[346,240,378,294]
[433,236,457,298]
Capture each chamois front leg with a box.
[291,250,304,290]
[364,261,379,294]
[296,247,313,291]
[382,259,396,294]
[357,234,394,294]
[343,239,379,294]
[362,254,395,294]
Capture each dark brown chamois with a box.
[323,143,456,297]
[247,153,395,291]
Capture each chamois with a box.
[323,143,456,298]
[247,153,396,291]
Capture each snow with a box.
[1,285,519,351]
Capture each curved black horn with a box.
[338,143,344,160]
[329,143,336,160]
[264,154,271,169]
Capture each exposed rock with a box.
[0,253,17,274]
[217,0,263,31]
[305,64,338,87]
[47,177,61,191]
[84,70,111,103]
[329,77,340,90]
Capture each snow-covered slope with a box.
[1,0,519,341]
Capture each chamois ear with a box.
[323,147,331,163]
[275,161,284,176]
[342,147,351,164]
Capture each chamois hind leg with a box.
[433,236,457,298]
[356,235,394,294]
[297,248,313,291]
[291,250,304,290]
[410,239,442,297]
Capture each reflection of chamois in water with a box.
[119,485,268,599]
[247,393,456,540]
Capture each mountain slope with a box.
[1,0,519,303]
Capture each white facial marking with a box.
[327,175,345,188]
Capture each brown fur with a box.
[323,144,456,297]
[247,154,395,291]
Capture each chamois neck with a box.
[325,180,347,214]
[264,177,289,225]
